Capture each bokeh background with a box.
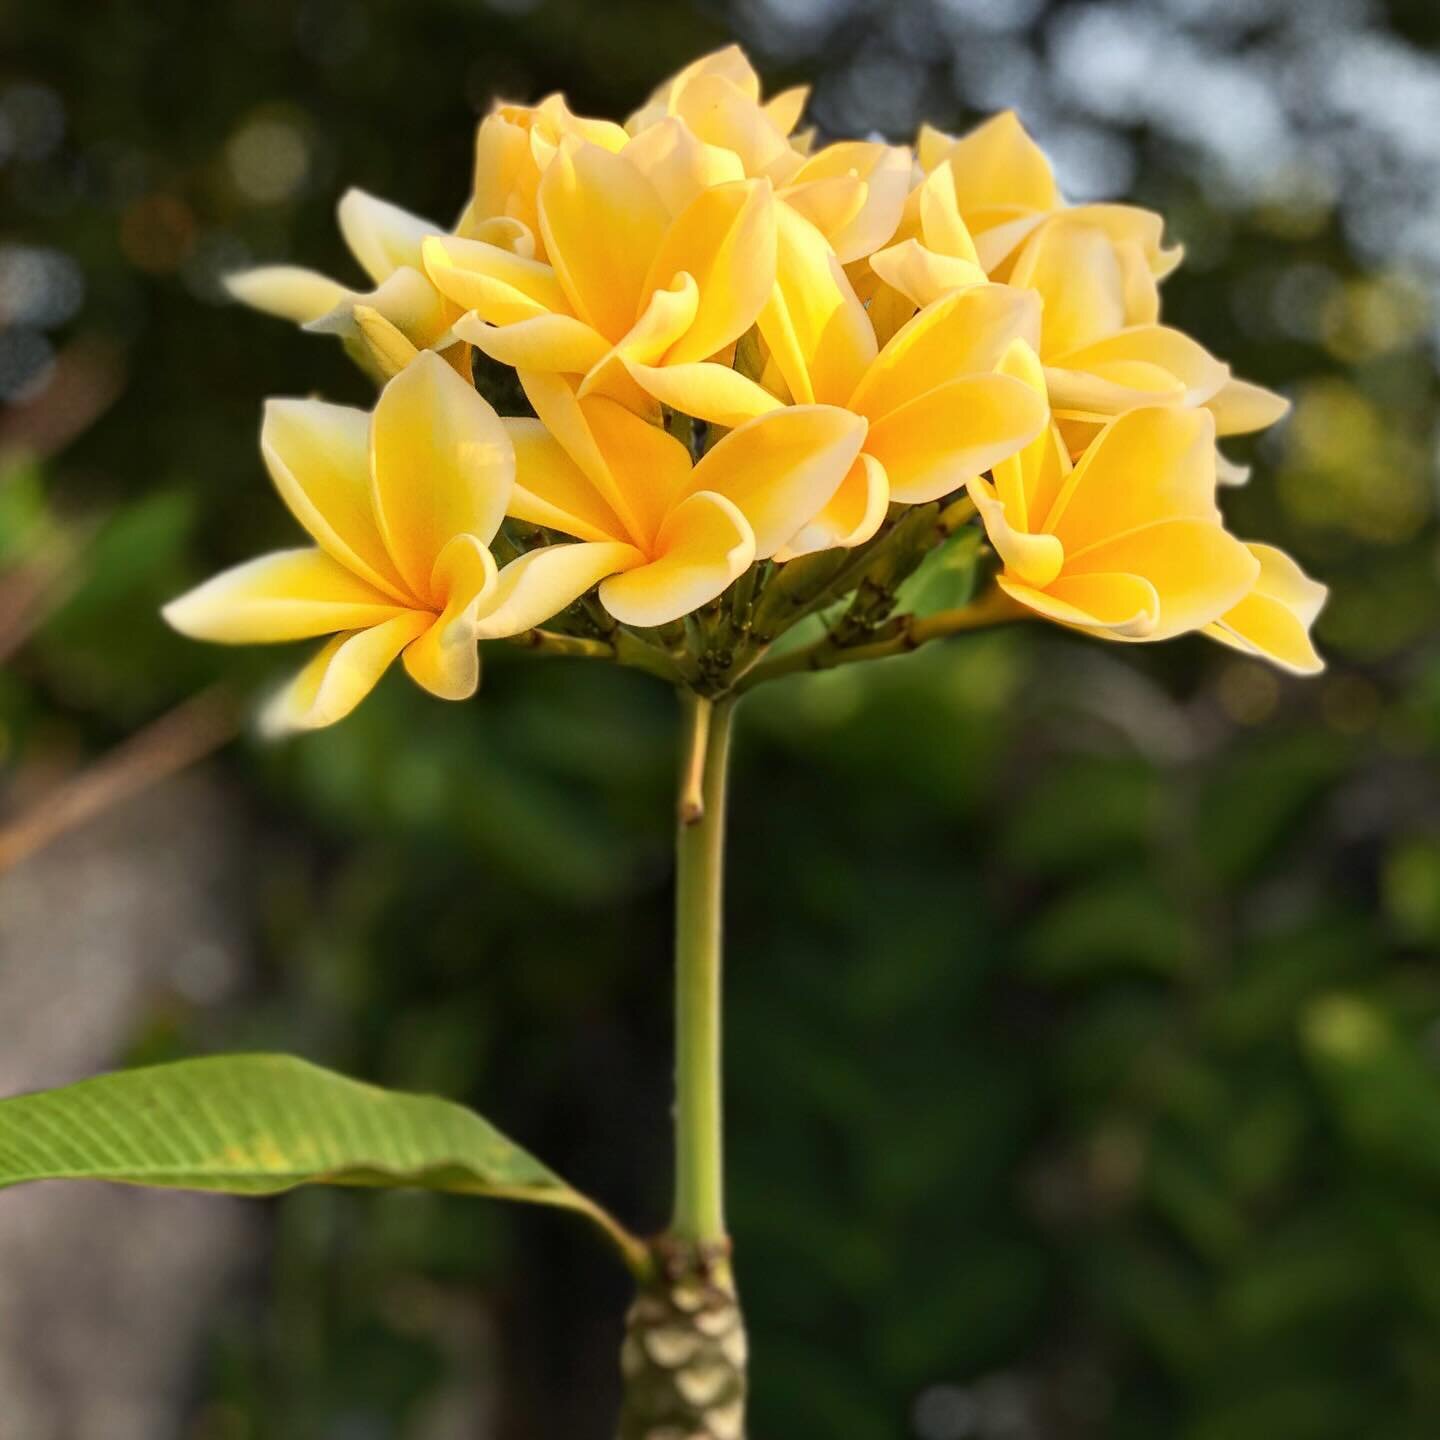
[3,1,1440,1437]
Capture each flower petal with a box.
[968,476,1065,589]
[972,214,1048,275]
[628,44,764,133]
[623,117,746,216]
[643,178,777,366]
[763,84,809,136]
[225,265,350,324]
[1208,375,1291,436]
[939,111,1060,219]
[337,189,441,285]
[304,266,453,349]
[163,548,412,643]
[785,141,910,263]
[474,540,644,638]
[453,310,610,374]
[464,215,537,256]
[990,339,1065,529]
[781,176,867,254]
[848,283,1041,421]
[261,612,432,735]
[599,490,755,626]
[581,395,694,548]
[1044,362,1186,417]
[347,306,420,378]
[1064,203,1183,281]
[1009,219,1130,358]
[504,417,629,543]
[1206,542,1326,673]
[1205,604,1321,673]
[261,398,408,598]
[369,352,514,601]
[999,571,1159,637]
[401,534,498,700]
[1205,541,1326,672]
[422,234,571,323]
[1248,542,1328,626]
[758,202,877,406]
[466,113,541,239]
[866,372,1048,505]
[673,72,801,182]
[1215,449,1252,487]
[579,273,700,402]
[1064,519,1260,641]
[1047,324,1230,412]
[519,374,685,550]
[623,359,783,428]
[538,141,669,339]
[916,121,957,174]
[867,239,987,311]
[918,162,984,266]
[687,403,867,558]
[775,451,889,558]
[1047,406,1219,554]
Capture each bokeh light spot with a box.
[227,114,311,205]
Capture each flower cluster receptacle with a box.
[166,43,1324,732]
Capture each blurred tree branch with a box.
[0,687,238,875]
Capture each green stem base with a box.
[618,1238,747,1440]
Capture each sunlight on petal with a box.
[370,353,514,601]
[538,142,669,339]
[261,398,409,599]
[163,548,410,643]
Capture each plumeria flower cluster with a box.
[168,45,1325,727]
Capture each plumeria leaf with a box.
[0,1054,644,1269]
[893,526,983,619]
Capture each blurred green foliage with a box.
[3,1,1440,1438]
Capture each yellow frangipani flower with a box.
[229,94,634,379]
[631,47,907,269]
[457,94,630,255]
[190,42,1320,712]
[772,279,1050,557]
[967,345,1261,645]
[1205,544,1327,675]
[916,110,1181,280]
[626,44,810,185]
[1002,214,1289,455]
[424,140,777,416]
[636,202,1048,556]
[472,373,867,631]
[878,114,1289,470]
[225,189,487,379]
[164,353,521,732]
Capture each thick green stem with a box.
[619,692,745,1440]
[671,692,734,1244]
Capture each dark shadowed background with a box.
[3,2,1440,1438]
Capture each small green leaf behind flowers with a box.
[0,1052,647,1272]
[893,525,983,620]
